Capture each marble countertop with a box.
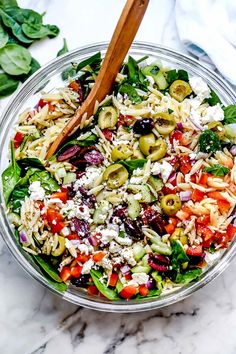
[1,1,236,354]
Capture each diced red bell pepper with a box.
[118,114,135,127]
[93,251,106,262]
[46,208,64,234]
[87,285,99,296]
[169,130,185,145]
[102,129,113,141]
[139,284,149,297]
[50,192,68,204]
[197,225,214,241]
[165,223,176,234]
[179,155,192,174]
[76,254,90,263]
[13,132,24,149]
[197,215,210,226]
[67,233,80,240]
[192,189,205,202]
[207,191,226,201]
[60,266,71,282]
[125,273,132,281]
[198,172,209,186]
[162,186,177,195]
[227,224,236,242]
[186,245,203,257]
[215,232,228,248]
[108,273,119,287]
[119,285,137,299]
[37,99,54,111]
[70,265,82,278]
[68,80,81,92]
[217,199,231,214]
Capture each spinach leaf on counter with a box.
[118,159,147,173]
[57,38,68,57]
[204,164,229,177]
[0,21,8,47]
[223,104,236,125]
[22,22,59,39]
[29,170,59,193]
[199,129,221,153]
[0,43,31,75]
[174,269,202,284]
[0,72,19,96]
[171,240,189,271]
[2,141,21,203]
[90,269,120,300]
[0,0,18,7]
[20,57,40,81]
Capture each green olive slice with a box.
[154,112,176,135]
[51,236,66,257]
[98,106,118,129]
[161,194,182,216]
[147,139,167,161]
[169,227,188,245]
[169,80,192,102]
[208,121,225,139]
[139,133,155,156]
[111,144,133,161]
[103,164,129,189]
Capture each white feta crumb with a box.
[100,228,118,244]
[74,166,101,190]
[101,256,113,271]
[114,234,133,246]
[131,272,149,285]
[29,181,45,201]
[189,153,196,160]
[81,258,94,274]
[75,204,91,221]
[47,198,64,207]
[109,241,122,254]
[201,103,224,124]
[133,193,142,201]
[121,248,136,266]
[151,161,173,183]
[76,243,92,255]
[61,227,70,236]
[130,168,144,184]
[189,76,211,101]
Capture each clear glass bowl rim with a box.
[0,41,236,313]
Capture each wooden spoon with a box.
[46,0,149,158]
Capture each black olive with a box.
[124,218,144,240]
[71,274,90,287]
[133,118,154,135]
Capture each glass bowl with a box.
[0,42,236,313]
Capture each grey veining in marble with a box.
[0,1,236,354]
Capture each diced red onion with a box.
[70,240,82,247]
[88,236,99,247]
[230,145,236,156]
[168,172,177,184]
[120,265,130,274]
[187,116,203,131]
[177,122,183,131]
[19,231,28,244]
[180,190,192,202]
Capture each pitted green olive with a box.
[169,227,188,245]
[148,139,167,161]
[154,112,176,135]
[98,106,118,129]
[139,133,155,156]
[208,121,225,139]
[161,194,182,216]
[132,149,144,159]
[51,236,66,257]
[169,80,192,102]
[111,144,133,161]
[103,164,129,189]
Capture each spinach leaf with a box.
[76,51,101,72]
[171,240,189,271]
[0,8,32,44]
[11,185,28,213]
[0,0,18,6]
[29,170,59,192]
[0,44,31,75]
[127,55,139,83]
[17,157,44,172]
[223,105,236,125]
[33,255,63,283]
[4,7,42,26]
[118,159,147,173]
[57,134,98,155]
[47,279,67,292]
[57,38,68,57]
[174,269,202,284]
[90,269,119,300]
[22,22,59,39]
[0,72,19,96]
[199,130,221,153]
[20,57,40,81]
[61,65,77,81]
[166,69,189,84]
[18,168,39,186]
[118,82,142,103]
[204,164,229,177]
[2,141,21,203]
[206,89,222,106]
[136,288,162,300]
[0,21,8,48]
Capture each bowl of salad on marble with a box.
[1,42,236,312]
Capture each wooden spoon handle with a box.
[46,0,149,158]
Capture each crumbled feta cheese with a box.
[77,243,93,255]
[121,248,136,266]
[114,234,133,246]
[189,76,211,101]
[201,103,224,124]
[151,160,173,183]
[61,227,70,236]
[61,200,92,221]
[131,272,149,285]
[81,258,94,274]
[109,241,122,254]
[100,228,118,244]
[101,256,113,271]
[133,193,142,201]
[47,198,64,207]
[65,238,77,258]
[189,153,197,160]
[130,167,144,184]
[74,166,102,190]
[75,204,91,221]
[29,181,45,201]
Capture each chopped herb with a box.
[205,89,222,106]
[166,69,189,85]
[168,108,174,114]
[204,164,230,177]
[199,130,221,153]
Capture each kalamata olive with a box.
[57,145,81,162]
[72,218,90,238]
[124,218,144,240]
[148,253,170,272]
[142,207,167,235]
[78,187,96,208]
[71,274,90,287]
[133,118,154,135]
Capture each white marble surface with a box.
[1,1,236,354]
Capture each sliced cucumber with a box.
[93,200,109,224]
[127,184,153,203]
[63,172,77,185]
[151,271,163,289]
[8,212,21,226]
[133,243,146,261]
[148,176,163,192]
[142,65,168,90]
[151,243,172,256]
[141,254,149,266]
[127,195,141,219]
[131,265,151,274]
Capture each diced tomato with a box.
[60,266,71,282]
[170,130,186,146]
[227,224,236,242]
[13,132,24,149]
[119,285,137,299]
[176,210,190,220]
[76,254,90,263]
[108,273,119,287]
[198,172,209,186]
[192,189,205,202]
[215,232,228,248]
[50,192,68,204]
[169,217,178,227]
[217,199,231,214]
[46,208,64,233]
[93,251,106,262]
[168,156,179,170]
[118,114,135,127]
[102,128,113,141]
[87,285,99,296]
[37,201,45,210]
[197,225,214,241]
[179,155,192,174]
[67,233,80,240]
[125,273,132,281]
[190,173,197,183]
[68,80,81,91]
[70,265,82,278]
[139,284,149,297]
[197,215,210,225]
[37,98,54,111]
[162,186,177,195]
[186,245,203,257]
[165,223,176,234]
[207,191,225,201]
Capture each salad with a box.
[2,52,236,301]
